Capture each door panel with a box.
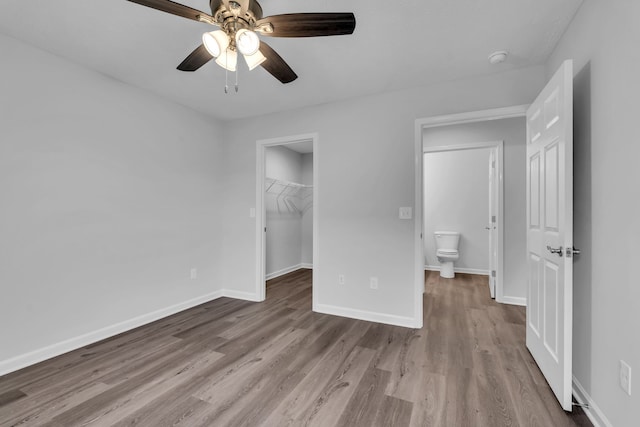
[526,59,573,411]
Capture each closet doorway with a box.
[256,133,318,302]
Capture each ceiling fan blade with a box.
[177,44,213,71]
[256,13,356,37]
[127,0,214,22]
[259,42,297,84]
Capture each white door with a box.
[488,149,498,298]
[526,60,574,411]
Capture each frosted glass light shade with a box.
[215,49,238,71]
[243,50,266,70]
[235,29,260,55]
[202,30,229,57]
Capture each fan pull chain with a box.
[235,67,239,93]
[224,48,229,94]
[224,67,229,94]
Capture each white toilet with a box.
[434,231,460,278]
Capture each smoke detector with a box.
[488,51,508,65]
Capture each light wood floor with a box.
[0,270,591,426]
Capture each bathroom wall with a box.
[423,117,527,303]
[265,146,312,278]
[423,148,491,274]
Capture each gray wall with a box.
[546,1,640,425]
[0,34,225,369]
[221,67,545,326]
[423,148,491,273]
[423,117,527,302]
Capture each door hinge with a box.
[491,215,496,223]
[491,270,496,278]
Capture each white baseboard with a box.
[497,295,527,306]
[0,290,224,377]
[265,263,312,280]
[424,265,490,275]
[220,289,262,302]
[573,376,612,427]
[314,303,421,329]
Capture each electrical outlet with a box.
[370,277,378,290]
[620,360,632,395]
[190,268,198,280]
[338,274,345,285]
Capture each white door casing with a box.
[525,60,574,411]
[488,149,498,298]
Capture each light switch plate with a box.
[620,360,632,395]
[399,207,412,219]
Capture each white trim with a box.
[573,376,612,427]
[413,114,425,328]
[416,105,528,129]
[256,133,319,305]
[424,266,490,276]
[314,303,420,329]
[499,296,527,306]
[0,290,224,376]
[220,289,262,302]
[265,264,312,280]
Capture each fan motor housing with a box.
[210,0,264,20]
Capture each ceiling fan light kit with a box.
[235,28,260,55]
[127,0,356,90]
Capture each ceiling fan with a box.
[127,0,356,85]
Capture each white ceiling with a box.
[0,0,582,121]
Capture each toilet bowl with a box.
[434,231,460,278]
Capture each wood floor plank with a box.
[335,367,391,427]
[0,389,26,407]
[0,269,592,427]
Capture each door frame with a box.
[414,105,528,305]
[422,141,504,299]
[256,133,319,303]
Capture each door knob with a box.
[546,245,563,256]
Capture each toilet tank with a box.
[434,231,460,250]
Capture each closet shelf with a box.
[265,177,313,215]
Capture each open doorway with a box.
[256,133,318,302]
[414,106,528,306]
[423,142,503,298]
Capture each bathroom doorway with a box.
[255,133,318,302]
[415,107,528,306]
[423,142,503,298]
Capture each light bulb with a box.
[215,48,238,71]
[202,30,229,57]
[235,29,260,56]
